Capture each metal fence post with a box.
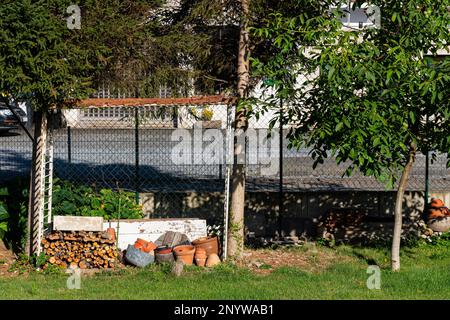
[135,108,140,204]
[67,126,72,164]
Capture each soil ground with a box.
[0,240,15,277]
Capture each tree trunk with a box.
[228,0,250,259]
[391,144,416,271]
[26,111,47,256]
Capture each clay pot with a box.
[155,251,175,264]
[192,236,219,256]
[173,245,195,265]
[195,257,207,267]
[428,216,450,232]
[155,246,173,254]
[136,238,149,247]
[195,247,207,259]
[428,208,446,219]
[430,198,446,208]
[106,228,116,241]
[142,241,157,253]
[134,242,144,250]
[205,253,221,267]
[195,247,206,255]
[125,245,155,267]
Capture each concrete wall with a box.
[139,190,449,238]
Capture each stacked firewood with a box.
[41,230,119,269]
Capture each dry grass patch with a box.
[239,243,355,274]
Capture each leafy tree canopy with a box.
[0,0,163,109]
[252,0,450,186]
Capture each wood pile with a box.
[41,230,119,269]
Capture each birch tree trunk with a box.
[391,144,416,271]
[228,0,250,259]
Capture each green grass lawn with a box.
[1,244,449,300]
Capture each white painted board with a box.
[103,219,207,250]
[53,216,104,232]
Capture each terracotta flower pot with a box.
[205,253,221,267]
[195,257,207,267]
[134,242,144,250]
[430,198,445,208]
[135,238,149,247]
[173,245,195,265]
[142,241,157,253]
[195,247,206,255]
[106,228,116,241]
[192,236,219,256]
[428,208,446,219]
[156,246,173,254]
[155,251,175,264]
[428,216,450,232]
[195,248,207,260]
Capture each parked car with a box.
[0,102,28,133]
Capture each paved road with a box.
[1,128,449,192]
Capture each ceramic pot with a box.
[195,247,206,255]
[173,245,195,265]
[142,242,157,253]
[195,257,207,267]
[135,238,149,247]
[125,245,154,267]
[106,228,116,241]
[155,246,173,255]
[428,216,450,232]
[430,198,445,208]
[195,248,207,260]
[155,251,175,264]
[205,253,221,267]
[192,236,219,256]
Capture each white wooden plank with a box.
[103,219,207,250]
[53,216,104,231]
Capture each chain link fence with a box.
[1,99,450,233]
[52,102,233,194]
[1,105,450,192]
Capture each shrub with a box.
[0,177,143,253]
[0,178,29,252]
[201,108,214,121]
[0,189,8,240]
[429,231,450,247]
[51,179,143,220]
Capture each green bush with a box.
[52,179,143,220]
[0,188,9,240]
[0,177,143,253]
[429,232,450,247]
[0,178,29,252]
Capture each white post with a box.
[46,126,54,225]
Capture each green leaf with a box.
[409,111,416,124]
[328,66,336,80]
[0,203,9,221]
[373,137,381,147]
